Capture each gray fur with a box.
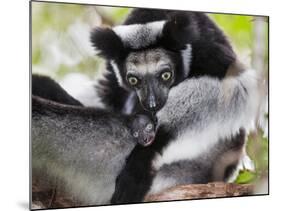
[125,48,175,75]
[32,98,136,205]
[157,71,257,135]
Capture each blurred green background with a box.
[32,2,269,192]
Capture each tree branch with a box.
[145,182,254,202]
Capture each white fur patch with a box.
[113,21,166,49]
[153,124,241,170]
[148,175,177,195]
[181,44,192,77]
[240,153,255,171]
[122,92,135,114]
[110,60,123,86]
[153,69,260,171]
[59,73,105,108]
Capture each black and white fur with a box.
[111,66,259,203]
[89,8,255,203]
[91,9,236,113]
[32,96,156,207]
[146,129,246,195]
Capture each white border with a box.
[0,0,278,211]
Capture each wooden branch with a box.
[32,182,254,209]
[145,182,254,202]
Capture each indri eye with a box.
[133,132,139,138]
[161,71,172,81]
[128,76,139,86]
[145,123,153,131]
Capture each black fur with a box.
[90,28,126,61]
[111,128,246,203]
[123,9,169,25]
[111,125,174,203]
[32,74,82,106]
[160,12,200,50]
[95,62,133,112]
[163,12,236,78]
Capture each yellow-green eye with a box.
[128,76,139,86]
[161,72,172,81]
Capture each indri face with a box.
[130,114,156,146]
[123,48,177,112]
[90,12,196,113]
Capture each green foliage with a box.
[110,8,131,24]
[247,130,269,177]
[210,14,254,52]
[32,48,41,65]
[32,2,84,33]
[235,170,256,184]
[32,2,131,79]
[55,57,103,80]
[235,129,268,184]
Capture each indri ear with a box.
[90,27,125,60]
[161,12,200,50]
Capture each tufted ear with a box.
[90,27,125,60]
[161,12,200,50]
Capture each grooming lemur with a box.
[32,66,259,206]
[90,8,256,203]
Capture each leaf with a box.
[235,170,256,184]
